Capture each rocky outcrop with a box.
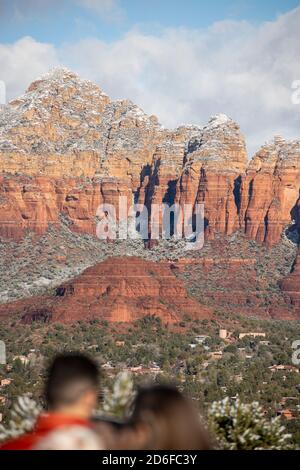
[240,137,300,245]
[0,68,299,249]
[136,115,248,240]
[176,115,247,239]
[0,257,212,324]
[0,174,131,239]
[0,68,163,186]
[137,126,201,206]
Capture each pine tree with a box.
[102,371,135,419]
[0,396,41,442]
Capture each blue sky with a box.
[1,0,300,45]
[0,0,300,155]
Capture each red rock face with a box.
[240,137,300,245]
[138,116,248,240]
[0,175,131,240]
[0,70,299,247]
[0,257,212,324]
[175,115,247,240]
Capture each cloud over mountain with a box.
[1,6,300,155]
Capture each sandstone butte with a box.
[0,67,299,320]
[0,257,213,324]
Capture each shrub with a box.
[208,397,291,450]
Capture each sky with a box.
[0,0,300,155]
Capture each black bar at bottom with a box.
[0,450,299,467]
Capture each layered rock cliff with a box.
[177,114,247,239]
[0,68,299,248]
[0,174,132,240]
[0,68,299,321]
[240,137,300,245]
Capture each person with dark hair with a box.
[0,353,103,450]
[45,353,99,416]
[133,385,211,450]
[107,385,211,450]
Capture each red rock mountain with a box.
[0,68,299,245]
[0,257,212,324]
[0,68,299,321]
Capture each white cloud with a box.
[0,0,124,23]
[0,37,59,99]
[1,7,300,156]
[75,0,124,22]
[0,0,61,21]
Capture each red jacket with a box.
[0,413,92,450]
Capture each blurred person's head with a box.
[45,353,100,420]
[128,385,211,450]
